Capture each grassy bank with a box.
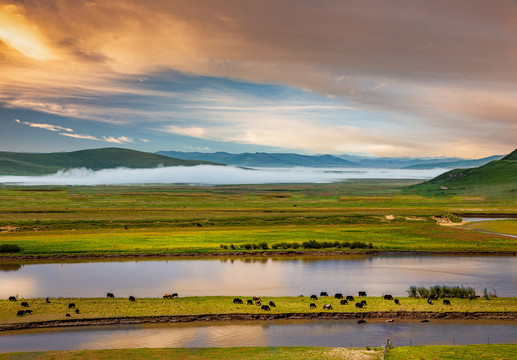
[2,344,517,360]
[386,344,517,359]
[0,347,381,360]
[2,296,516,325]
[461,220,517,237]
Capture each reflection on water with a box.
[0,263,22,272]
[1,320,517,353]
[1,255,517,298]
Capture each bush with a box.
[408,285,476,299]
[442,213,462,223]
[0,244,21,253]
[258,241,269,250]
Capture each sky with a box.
[0,0,516,158]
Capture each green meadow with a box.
[2,296,516,324]
[385,344,517,359]
[0,180,516,256]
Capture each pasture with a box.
[1,181,516,257]
[385,344,517,359]
[1,296,516,325]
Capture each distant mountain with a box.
[0,148,220,176]
[157,151,359,167]
[336,155,466,168]
[402,155,504,169]
[407,149,517,197]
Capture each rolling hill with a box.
[407,149,517,197]
[0,148,220,176]
[157,151,359,167]
[402,155,504,169]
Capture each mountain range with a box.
[157,151,502,169]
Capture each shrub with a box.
[258,241,269,250]
[408,285,476,299]
[242,243,252,250]
[442,213,462,223]
[0,244,21,253]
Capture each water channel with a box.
[1,255,516,298]
[1,320,516,353]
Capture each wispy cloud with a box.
[103,136,133,144]
[164,126,207,138]
[15,119,73,132]
[59,133,100,141]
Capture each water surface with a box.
[2,255,516,298]
[1,320,516,353]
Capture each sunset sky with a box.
[1,0,516,158]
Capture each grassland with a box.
[2,296,516,325]
[0,347,381,360]
[1,180,516,257]
[462,220,517,237]
[386,344,517,359]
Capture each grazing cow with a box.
[68,303,76,309]
[361,300,367,305]
[75,309,80,314]
[253,296,261,302]
[357,319,366,324]
[9,296,16,302]
[384,294,393,300]
[65,313,71,317]
[346,295,354,301]
[46,297,51,303]
[129,296,136,302]
[335,293,343,299]
[320,291,328,297]
[163,294,172,299]
[24,309,33,314]
[427,298,433,305]
[16,310,26,316]
[355,302,363,308]
[256,301,262,306]
[340,299,348,305]
[310,303,317,309]
[233,298,243,304]
[261,305,271,311]
[171,293,179,298]
[358,291,367,297]
[428,294,438,301]
[310,295,318,300]
[394,299,400,305]
[269,301,276,307]
[247,299,253,305]
[323,304,333,310]
[107,293,114,298]
[21,302,29,307]
[443,299,451,305]
[386,319,394,323]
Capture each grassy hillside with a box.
[407,150,517,197]
[0,148,220,175]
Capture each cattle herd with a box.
[7,290,453,322]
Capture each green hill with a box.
[407,149,517,197]
[0,148,220,175]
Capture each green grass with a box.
[461,220,517,237]
[386,344,517,359]
[0,347,382,360]
[0,181,515,256]
[2,296,516,325]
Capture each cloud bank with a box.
[0,166,447,186]
[1,1,516,157]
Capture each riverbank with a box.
[2,296,516,331]
[2,248,517,262]
[2,344,517,360]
